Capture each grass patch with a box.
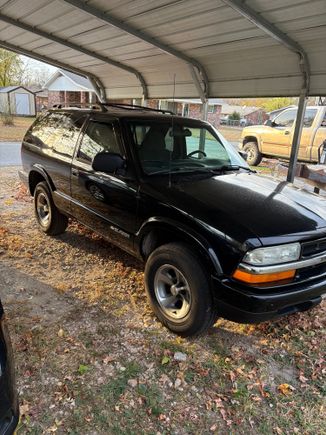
[0,116,35,141]
[101,361,141,403]
[137,384,164,416]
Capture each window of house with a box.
[78,121,121,163]
[208,105,216,113]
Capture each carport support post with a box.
[199,100,209,151]
[287,93,308,183]
[202,100,209,121]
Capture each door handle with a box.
[71,168,79,176]
[284,130,290,135]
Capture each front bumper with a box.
[213,272,326,323]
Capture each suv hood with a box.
[146,173,326,244]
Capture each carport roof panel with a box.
[0,0,325,98]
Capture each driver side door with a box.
[70,118,138,253]
[261,109,296,157]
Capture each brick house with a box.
[148,98,223,127]
[44,69,97,108]
[244,108,269,125]
[220,103,268,126]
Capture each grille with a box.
[301,237,326,258]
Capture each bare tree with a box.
[0,48,25,86]
[20,58,52,87]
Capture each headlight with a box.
[243,243,301,266]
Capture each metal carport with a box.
[0,0,325,181]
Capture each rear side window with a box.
[77,121,121,163]
[27,112,85,157]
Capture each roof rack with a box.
[51,103,102,110]
[99,102,175,115]
[51,102,175,115]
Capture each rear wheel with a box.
[34,181,68,235]
[243,141,262,166]
[145,243,217,337]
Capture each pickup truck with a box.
[240,106,326,166]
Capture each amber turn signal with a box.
[232,268,296,284]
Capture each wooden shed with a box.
[0,86,36,116]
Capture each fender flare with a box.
[29,164,55,193]
[243,135,262,152]
[136,216,223,276]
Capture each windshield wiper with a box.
[147,167,207,176]
[212,165,256,173]
[147,165,255,176]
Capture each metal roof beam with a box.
[0,13,148,99]
[62,0,209,102]
[221,0,310,93]
[0,39,106,102]
[222,0,311,183]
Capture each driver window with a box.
[78,121,121,163]
[273,110,296,128]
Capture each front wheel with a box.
[34,181,68,235]
[243,141,262,166]
[144,243,217,337]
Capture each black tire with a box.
[144,243,217,337]
[34,181,68,235]
[243,141,262,166]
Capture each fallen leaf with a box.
[20,403,30,416]
[278,383,295,395]
[229,371,236,382]
[161,355,170,365]
[103,355,115,364]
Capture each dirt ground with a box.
[0,167,325,434]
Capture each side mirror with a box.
[264,119,273,127]
[92,152,125,173]
[238,150,248,161]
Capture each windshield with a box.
[127,120,248,175]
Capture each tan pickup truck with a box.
[240,106,326,166]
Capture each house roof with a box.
[44,69,95,92]
[0,85,35,94]
[220,104,262,117]
[166,98,225,106]
[28,86,49,98]
[0,86,18,93]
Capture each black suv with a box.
[0,299,19,435]
[20,103,326,336]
